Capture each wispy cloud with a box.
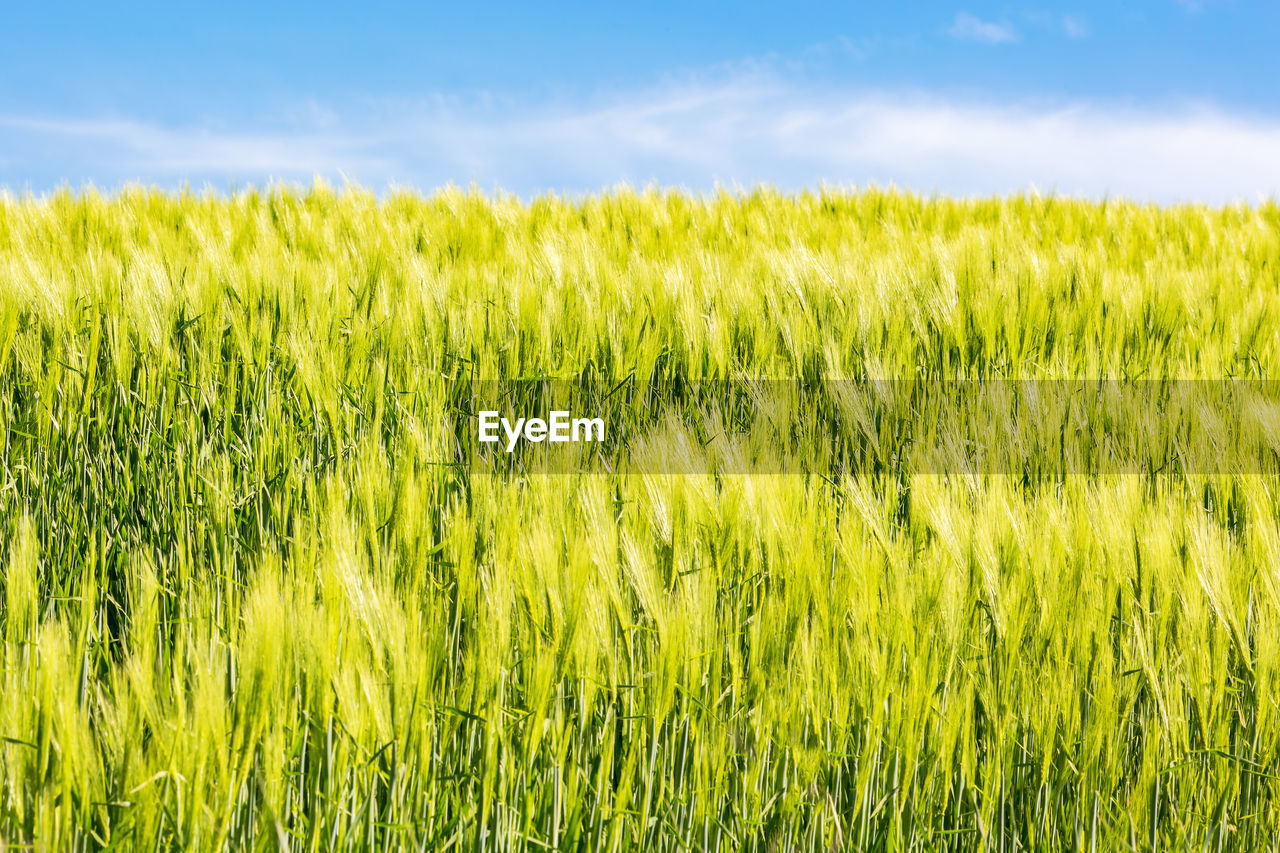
[0,115,389,175]
[1061,15,1090,38]
[5,75,1280,203]
[948,12,1019,44]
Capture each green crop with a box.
[1,184,1280,850]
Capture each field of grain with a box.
[2,186,1280,850]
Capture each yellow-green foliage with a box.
[1,185,1280,850]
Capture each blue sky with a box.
[4,1,1280,201]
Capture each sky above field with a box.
[4,1,1280,202]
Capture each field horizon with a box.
[8,181,1280,212]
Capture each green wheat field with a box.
[3,186,1280,850]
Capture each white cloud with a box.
[948,12,1019,44]
[0,115,388,175]
[5,76,1280,204]
[1061,15,1090,38]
